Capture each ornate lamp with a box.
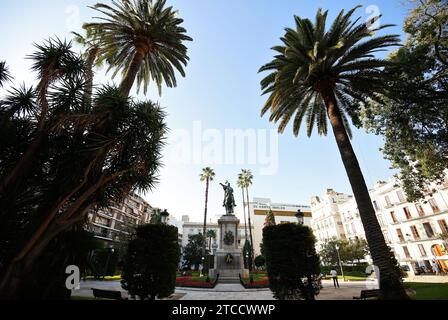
[295,209,304,224]
[160,209,169,224]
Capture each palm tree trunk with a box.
[202,179,209,260]
[84,47,99,104]
[246,187,255,271]
[119,49,145,97]
[241,187,248,242]
[322,89,408,300]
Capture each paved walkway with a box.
[73,280,377,300]
[177,280,377,300]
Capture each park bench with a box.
[91,288,125,300]
[353,289,380,300]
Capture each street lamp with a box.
[160,209,169,224]
[295,209,304,225]
[335,243,345,281]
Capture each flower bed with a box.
[240,275,270,289]
[176,276,216,288]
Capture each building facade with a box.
[86,193,152,247]
[310,189,352,248]
[311,178,448,275]
[181,215,251,253]
[250,197,312,256]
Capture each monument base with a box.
[209,248,249,283]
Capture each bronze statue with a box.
[220,181,236,215]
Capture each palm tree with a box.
[0,61,12,88]
[200,167,215,260]
[206,229,217,252]
[259,6,407,299]
[240,169,255,271]
[237,171,249,244]
[84,0,192,97]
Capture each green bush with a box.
[263,223,320,300]
[121,224,180,300]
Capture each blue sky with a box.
[0,1,414,222]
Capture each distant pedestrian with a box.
[330,268,339,288]
[431,260,440,275]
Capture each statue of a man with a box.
[220,181,236,215]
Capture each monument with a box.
[208,181,249,283]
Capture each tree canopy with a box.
[362,0,448,201]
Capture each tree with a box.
[239,169,255,270]
[83,0,192,96]
[182,234,207,270]
[121,224,180,300]
[264,208,276,227]
[237,171,249,245]
[258,6,408,299]
[199,167,215,261]
[263,223,320,300]
[362,0,448,201]
[17,226,101,300]
[242,240,253,269]
[206,229,217,251]
[319,239,345,266]
[0,61,12,88]
[0,40,167,298]
[347,238,370,263]
[254,255,266,270]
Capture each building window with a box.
[396,228,405,242]
[402,246,411,259]
[418,244,427,257]
[438,219,448,234]
[397,190,406,203]
[415,204,425,217]
[403,207,412,220]
[390,211,398,223]
[423,222,435,238]
[385,195,392,207]
[428,198,440,213]
[410,225,420,240]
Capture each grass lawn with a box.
[405,282,448,300]
[324,275,368,281]
[84,275,122,281]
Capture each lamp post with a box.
[295,209,304,225]
[335,243,345,281]
[160,209,169,224]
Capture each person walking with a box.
[330,268,340,288]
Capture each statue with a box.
[220,181,236,215]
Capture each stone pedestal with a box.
[209,215,249,282]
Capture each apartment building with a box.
[311,178,448,275]
[86,193,152,247]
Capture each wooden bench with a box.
[353,289,380,300]
[92,288,124,300]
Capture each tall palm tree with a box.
[259,6,407,299]
[241,169,255,270]
[84,0,192,97]
[200,167,215,260]
[237,171,249,243]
